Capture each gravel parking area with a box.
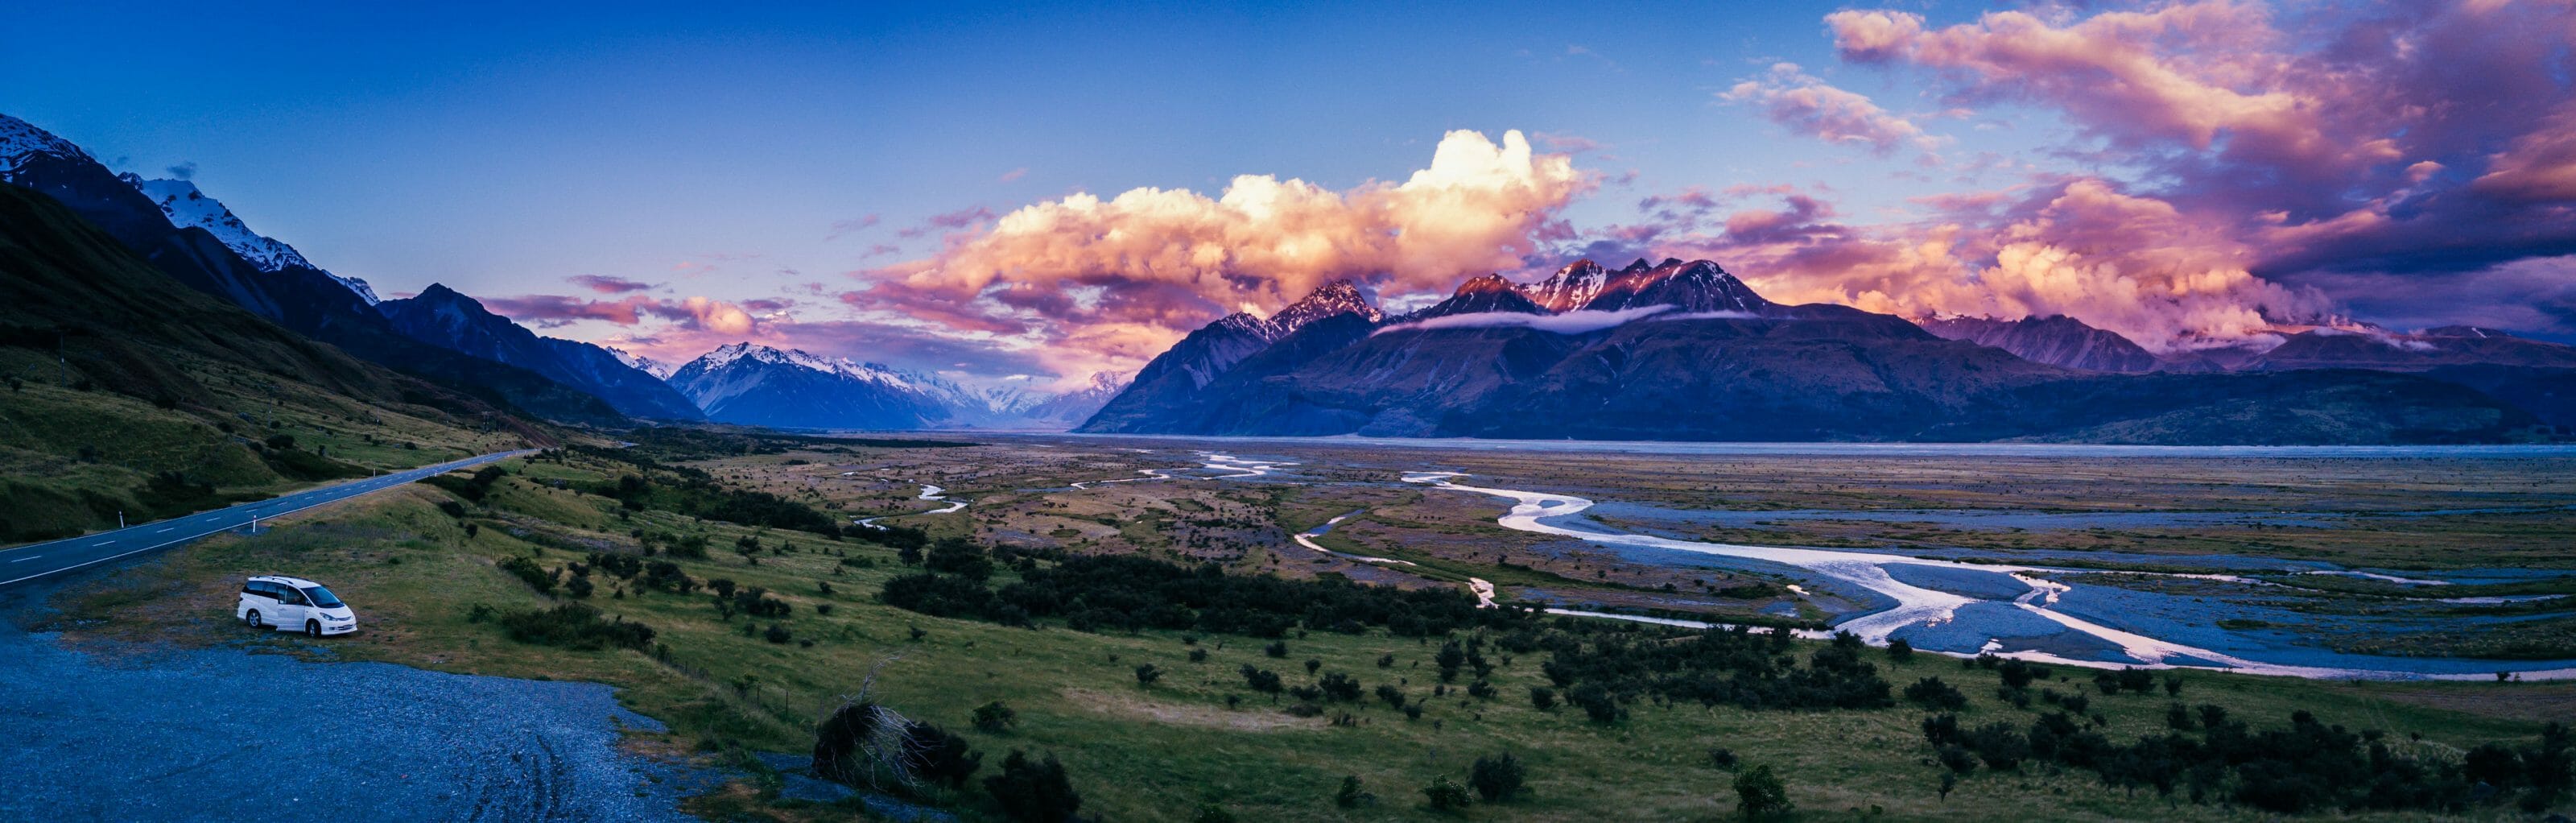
[0,614,718,821]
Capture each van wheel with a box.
[245,610,262,629]
[306,620,322,638]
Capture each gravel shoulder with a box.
[0,580,720,822]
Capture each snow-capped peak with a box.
[1526,259,1609,312]
[686,341,932,391]
[122,174,317,273]
[1272,279,1384,331]
[0,114,91,180]
[606,346,674,379]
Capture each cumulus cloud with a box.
[679,296,753,335]
[1823,9,1924,63]
[1376,305,1677,336]
[862,129,1586,378]
[1721,63,1944,159]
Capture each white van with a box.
[237,575,358,637]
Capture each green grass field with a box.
[40,447,2573,822]
[0,345,506,544]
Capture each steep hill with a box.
[0,182,549,541]
[2,114,623,425]
[379,284,703,420]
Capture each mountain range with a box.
[663,343,1128,431]
[1078,258,2570,444]
[376,284,704,421]
[0,114,1117,432]
[6,112,2566,443]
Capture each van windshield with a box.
[301,586,345,608]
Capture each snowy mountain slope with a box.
[658,341,1133,430]
[664,343,964,430]
[122,174,384,304]
[6,114,378,305]
[608,347,674,380]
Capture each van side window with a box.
[247,581,273,599]
[278,588,305,605]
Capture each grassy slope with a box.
[0,183,554,543]
[43,449,2570,822]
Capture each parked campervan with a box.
[236,575,357,637]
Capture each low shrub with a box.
[497,603,654,651]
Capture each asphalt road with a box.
[0,449,530,588]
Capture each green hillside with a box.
[0,183,556,542]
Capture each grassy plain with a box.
[30,436,2576,821]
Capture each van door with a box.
[243,581,280,625]
[270,584,310,631]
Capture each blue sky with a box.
[7,2,1904,284]
[8,1,2570,383]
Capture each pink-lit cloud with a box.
[1789,0,2576,340]
[825,214,881,241]
[1720,63,1944,159]
[859,129,1587,378]
[545,2,2576,383]
[482,293,762,338]
[897,205,997,239]
[567,275,658,294]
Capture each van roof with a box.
[250,574,324,588]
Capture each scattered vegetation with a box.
[494,602,654,651]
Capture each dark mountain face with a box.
[1082,258,2538,444]
[0,182,554,446]
[1139,312,1389,435]
[1920,315,2162,373]
[1076,314,1282,433]
[1075,280,1384,432]
[1,118,624,425]
[378,285,704,420]
[2248,329,2576,371]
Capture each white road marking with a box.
[9,555,41,563]
[156,527,175,533]
[0,449,526,588]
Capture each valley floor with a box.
[15,433,2576,821]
